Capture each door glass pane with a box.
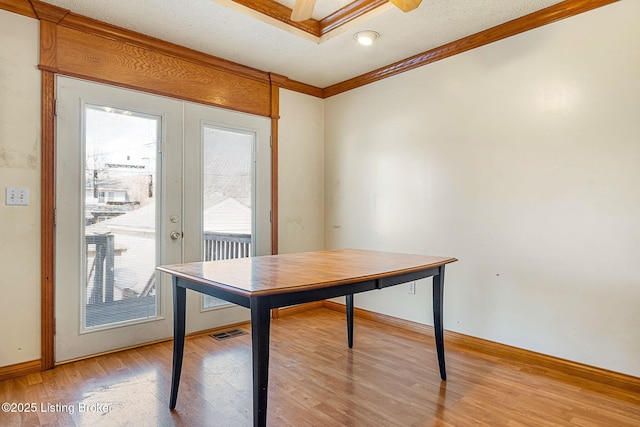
[83,104,159,329]
[202,126,254,309]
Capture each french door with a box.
[55,77,270,362]
[182,102,271,332]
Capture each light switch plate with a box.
[5,187,29,206]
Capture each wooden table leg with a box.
[346,294,354,348]
[251,297,271,427]
[170,278,186,409]
[433,266,446,381]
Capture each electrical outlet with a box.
[408,281,416,295]
[5,187,29,206]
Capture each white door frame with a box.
[55,76,272,361]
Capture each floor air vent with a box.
[210,329,247,341]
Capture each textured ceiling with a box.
[42,0,565,88]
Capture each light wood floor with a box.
[1,308,639,426]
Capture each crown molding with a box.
[0,0,620,99]
[0,0,35,17]
[323,0,619,97]
[270,73,324,98]
[29,0,67,22]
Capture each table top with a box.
[157,249,457,298]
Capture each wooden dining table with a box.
[157,248,457,426]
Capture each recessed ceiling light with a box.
[354,31,379,46]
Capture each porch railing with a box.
[86,233,115,303]
[84,231,251,309]
[203,231,252,261]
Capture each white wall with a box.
[324,1,640,377]
[278,89,325,253]
[0,10,41,367]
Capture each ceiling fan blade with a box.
[388,0,422,13]
[291,0,316,22]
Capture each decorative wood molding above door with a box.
[2,0,620,99]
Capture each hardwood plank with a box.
[1,308,638,426]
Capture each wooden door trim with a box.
[40,69,56,370]
[269,77,280,255]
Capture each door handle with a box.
[170,231,182,240]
